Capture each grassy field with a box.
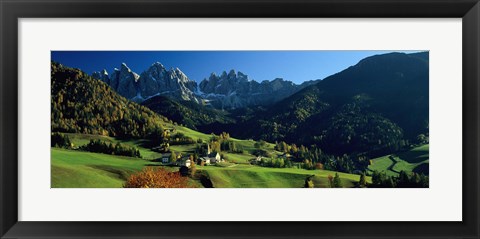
[51,148,162,188]
[53,132,371,188]
[51,148,203,188]
[223,153,253,164]
[63,133,163,160]
[367,144,429,176]
[174,125,276,154]
[52,146,369,188]
[198,164,370,188]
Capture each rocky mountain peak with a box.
[93,61,200,103]
[151,61,164,68]
[92,63,316,109]
[198,69,314,109]
[227,69,236,79]
[237,71,248,80]
[170,67,189,83]
[91,69,110,85]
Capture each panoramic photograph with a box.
[51,50,429,188]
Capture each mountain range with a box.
[66,51,428,157]
[92,62,200,103]
[92,63,316,109]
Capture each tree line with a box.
[79,139,141,158]
[370,170,428,188]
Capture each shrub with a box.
[304,175,315,188]
[51,132,72,148]
[333,173,343,188]
[124,167,188,188]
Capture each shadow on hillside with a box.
[393,147,429,164]
[88,165,131,180]
[118,138,152,149]
[412,163,429,175]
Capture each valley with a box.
[51,51,429,188]
[51,132,370,188]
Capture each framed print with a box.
[1,0,479,238]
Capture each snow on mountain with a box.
[198,70,313,109]
[93,62,200,103]
[92,62,317,108]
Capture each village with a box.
[152,127,269,169]
[159,146,223,168]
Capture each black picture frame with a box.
[1,0,479,238]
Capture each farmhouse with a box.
[249,156,264,165]
[161,153,171,163]
[208,152,221,162]
[160,152,182,164]
[198,152,222,165]
[197,143,223,165]
[199,157,211,165]
[176,157,192,167]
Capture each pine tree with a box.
[333,172,343,188]
[358,172,367,187]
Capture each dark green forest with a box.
[141,95,233,130]
[197,52,429,158]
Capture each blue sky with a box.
[51,50,422,84]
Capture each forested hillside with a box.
[51,62,167,138]
[141,95,234,130]
[201,52,429,157]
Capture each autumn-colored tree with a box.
[327,174,334,188]
[169,151,177,163]
[290,144,298,154]
[314,163,324,170]
[189,163,197,177]
[124,167,188,188]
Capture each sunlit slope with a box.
[199,165,371,188]
[368,144,429,176]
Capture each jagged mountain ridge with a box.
[92,63,317,109]
[92,62,200,103]
[198,70,317,109]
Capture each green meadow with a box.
[198,164,370,188]
[367,144,429,176]
[51,148,158,188]
[52,133,370,188]
[63,133,163,160]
